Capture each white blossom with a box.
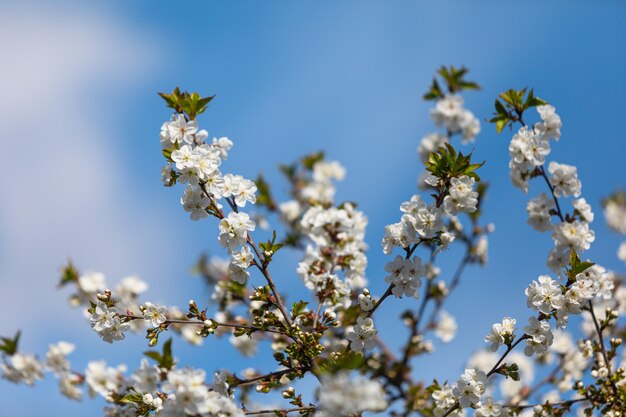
[536,105,562,141]
[484,317,516,351]
[347,317,377,352]
[1,353,43,386]
[435,311,457,343]
[218,212,255,251]
[452,368,487,408]
[526,193,555,232]
[523,317,553,356]
[443,176,478,215]
[548,161,581,198]
[318,372,387,416]
[142,302,167,327]
[44,341,75,376]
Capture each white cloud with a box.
[0,5,169,342]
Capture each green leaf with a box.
[144,337,175,370]
[143,351,162,362]
[423,78,444,100]
[158,87,215,119]
[255,175,276,210]
[119,393,143,404]
[523,89,547,109]
[495,118,509,133]
[302,151,325,171]
[494,99,507,116]
[436,66,480,93]
[0,331,21,356]
[291,301,309,318]
[162,148,173,162]
[58,261,79,287]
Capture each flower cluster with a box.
[507,105,561,193]
[317,372,387,417]
[382,194,446,255]
[442,175,479,216]
[297,199,369,312]
[158,368,241,416]
[430,94,481,144]
[433,368,488,415]
[384,255,424,298]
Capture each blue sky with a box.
[0,1,625,416]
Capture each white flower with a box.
[115,275,148,302]
[229,245,254,284]
[523,317,553,356]
[604,199,626,234]
[312,160,346,183]
[142,393,163,411]
[347,317,377,352]
[401,196,445,238]
[230,246,254,269]
[85,360,126,401]
[418,133,448,163]
[357,293,374,311]
[573,198,594,222]
[132,359,160,393]
[382,220,417,254]
[181,185,211,220]
[90,303,119,332]
[384,255,423,298]
[192,145,220,178]
[59,373,83,400]
[452,368,487,408]
[467,350,498,373]
[222,174,257,207]
[435,311,457,343]
[212,136,234,159]
[552,220,595,252]
[443,176,478,215]
[475,396,502,417]
[526,193,555,232]
[432,385,460,417]
[78,271,106,296]
[279,200,302,223]
[547,246,569,274]
[525,275,564,314]
[318,372,387,416]
[1,353,43,386]
[218,212,255,251]
[510,126,550,167]
[100,319,131,344]
[167,114,198,145]
[437,231,456,253]
[142,302,167,327]
[536,105,562,141]
[161,163,175,186]
[460,110,481,144]
[430,95,465,132]
[509,160,530,193]
[484,317,516,351]
[45,341,75,376]
[619,241,626,264]
[229,334,258,357]
[474,235,489,265]
[229,263,250,284]
[171,144,198,170]
[548,161,581,198]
